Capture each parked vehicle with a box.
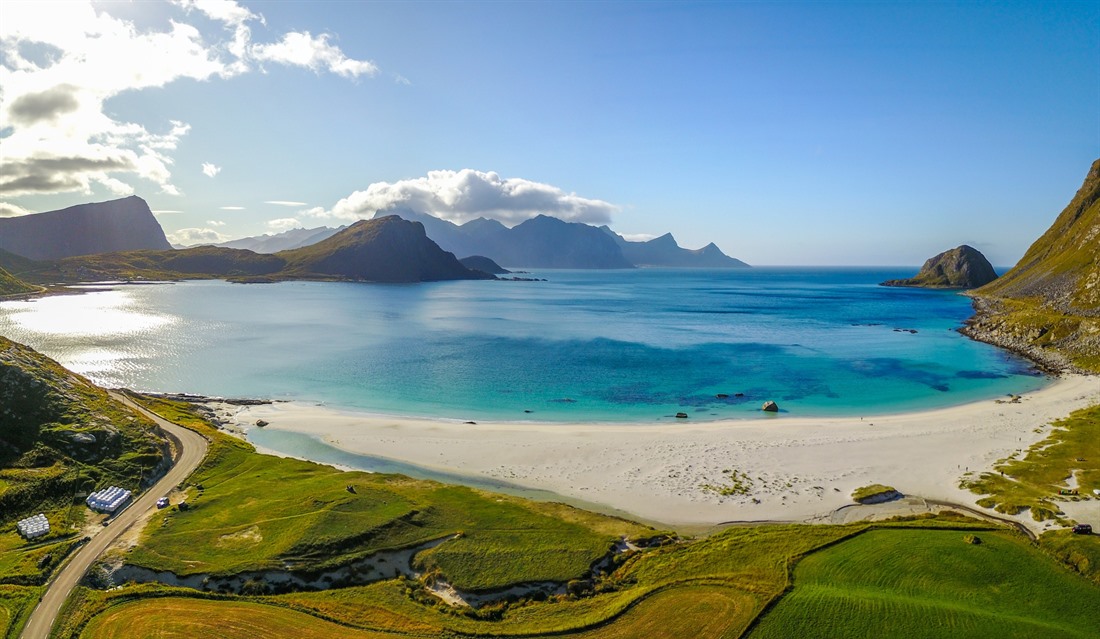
[156,497,169,509]
[1072,523,1092,535]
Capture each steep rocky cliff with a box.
[961,159,1100,372]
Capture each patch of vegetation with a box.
[850,484,897,503]
[124,398,646,590]
[960,404,1099,522]
[747,528,1100,638]
[1039,529,1100,585]
[701,468,754,496]
[0,267,36,296]
[0,585,41,639]
[0,339,166,576]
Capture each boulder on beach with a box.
[255,419,268,427]
[761,401,779,412]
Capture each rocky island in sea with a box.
[880,244,998,289]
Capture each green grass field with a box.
[78,585,756,639]
[747,528,1100,639]
[125,398,648,590]
[71,522,1100,639]
[0,585,41,639]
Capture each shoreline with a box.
[213,374,1099,534]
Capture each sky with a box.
[1,0,1097,266]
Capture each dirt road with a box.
[20,393,209,639]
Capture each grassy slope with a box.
[965,159,1100,372]
[747,529,1100,639]
[0,585,41,639]
[0,339,168,638]
[124,398,647,590]
[0,339,166,585]
[0,267,36,296]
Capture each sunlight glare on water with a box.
[2,290,174,337]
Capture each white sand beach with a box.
[220,375,1098,532]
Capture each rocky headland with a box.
[881,245,998,289]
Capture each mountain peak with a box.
[0,195,171,260]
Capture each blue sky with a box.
[1,0,1097,265]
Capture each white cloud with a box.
[267,217,301,231]
[202,162,222,177]
[152,209,183,214]
[265,200,307,206]
[621,233,657,242]
[310,169,620,226]
[167,226,229,244]
[206,219,225,226]
[0,202,34,217]
[219,205,245,210]
[0,0,379,209]
[252,32,378,78]
[393,73,411,86]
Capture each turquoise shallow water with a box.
[0,268,1046,422]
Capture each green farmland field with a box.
[748,528,1100,639]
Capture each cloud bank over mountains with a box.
[308,169,620,227]
[0,0,376,211]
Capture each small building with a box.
[16,513,49,539]
[86,486,132,513]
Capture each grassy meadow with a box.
[747,528,1100,639]
[124,397,648,589]
[0,585,41,639]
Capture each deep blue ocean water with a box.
[0,268,1046,422]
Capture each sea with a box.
[0,268,1046,423]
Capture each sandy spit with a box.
[223,375,1098,533]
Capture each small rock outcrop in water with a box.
[881,245,998,289]
[761,401,779,412]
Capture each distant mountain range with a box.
[0,195,171,260]
[211,208,748,269]
[5,216,491,284]
[212,226,346,253]
[600,227,748,268]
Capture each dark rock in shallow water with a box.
[761,400,779,412]
[881,245,998,289]
[675,412,689,419]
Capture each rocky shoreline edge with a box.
[959,296,1091,376]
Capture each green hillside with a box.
[964,159,1100,372]
[279,216,491,282]
[0,337,168,635]
[0,267,36,296]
